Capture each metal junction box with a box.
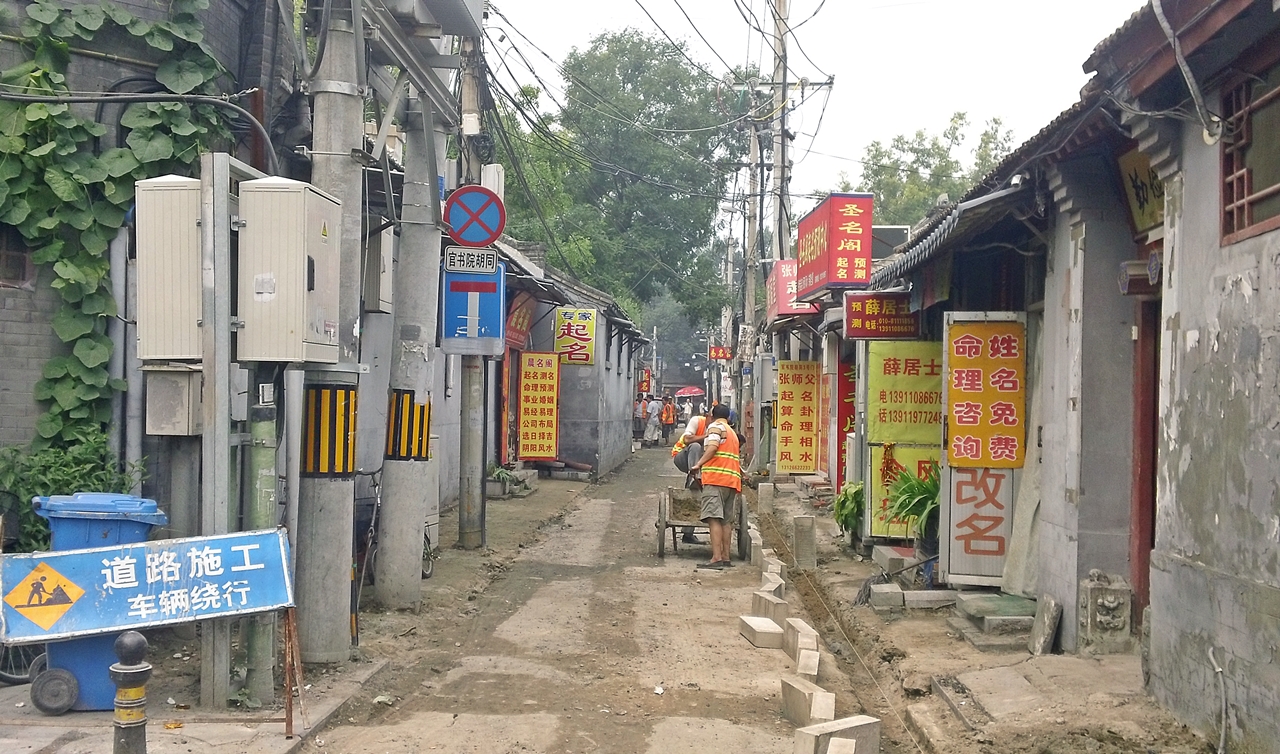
[237,178,341,363]
[135,175,201,360]
[363,225,394,314]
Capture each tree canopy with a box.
[487,31,747,326]
[846,112,1015,227]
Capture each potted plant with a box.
[832,481,864,546]
[885,464,941,559]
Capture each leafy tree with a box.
[847,112,1014,227]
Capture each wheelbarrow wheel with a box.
[656,492,667,558]
[31,667,77,715]
[0,643,45,685]
[736,494,750,562]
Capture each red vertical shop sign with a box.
[796,193,875,300]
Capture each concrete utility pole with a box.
[741,121,761,441]
[297,2,363,663]
[377,92,445,606]
[770,0,790,261]
[457,36,486,550]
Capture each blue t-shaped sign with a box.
[440,263,506,356]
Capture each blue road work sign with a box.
[1,529,293,644]
[440,262,506,357]
[445,185,506,247]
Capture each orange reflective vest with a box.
[661,403,677,424]
[700,419,742,492]
[671,416,707,458]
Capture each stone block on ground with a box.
[955,666,1045,719]
[750,530,764,566]
[792,515,817,570]
[781,677,836,727]
[762,548,777,559]
[783,617,820,661]
[1028,593,1062,655]
[764,557,788,580]
[871,544,914,574]
[797,648,819,682]
[758,482,775,513]
[869,582,903,607]
[824,740,858,754]
[752,590,790,626]
[903,589,957,608]
[983,614,1035,634]
[761,572,786,599]
[793,715,880,753]
[739,615,784,649]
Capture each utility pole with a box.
[457,36,486,550]
[297,2,363,663]
[377,89,445,606]
[741,119,760,458]
[770,0,790,262]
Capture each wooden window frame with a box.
[1221,42,1280,246]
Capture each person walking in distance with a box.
[660,396,678,446]
[643,394,663,446]
[690,404,741,569]
[633,393,647,440]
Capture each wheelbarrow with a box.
[656,486,748,561]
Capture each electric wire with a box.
[669,0,745,83]
[763,0,829,78]
[788,0,827,30]
[0,90,279,174]
[300,0,334,81]
[1151,0,1219,138]
[629,0,722,83]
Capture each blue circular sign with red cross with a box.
[445,185,506,248]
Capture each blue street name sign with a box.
[440,262,506,357]
[1,529,293,644]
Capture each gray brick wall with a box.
[0,268,68,448]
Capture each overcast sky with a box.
[486,0,1146,219]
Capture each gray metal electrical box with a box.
[363,225,394,314]
[135,175,201,360]
[145,366,202,436]
[237,177,341,363]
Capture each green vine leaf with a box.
[73,335,112,368]
[41,357,72,380]
[29,238,64,265]
[69,4,105,32]
[118,105,161,130]
[81,226,109,256]
[98,147,139,178]
[51,378,81,410]
[32,379,55,402]
[25,2,60,25]
[156,58,205,94]
[28,141,56,157]
[126,128,174,163]
[34,412,62,440]
[43,167,80,201]
[102,4,131,26]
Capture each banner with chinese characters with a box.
[868,445,941,538]
[818,374,832,476]
[796,193,875,300]
[834,359,856,491]
[944,467,1015,580]
[944,317,1026,468]
[866,341,944,445]
[708,346,733,360]
[517,352,559,460]
[637,368,652,395]
[553,308,596,365]
[1,529,292,643]
[765,259,819,324]
[844,292,920,339]
[775,361,820,474]
[505,292,537,349]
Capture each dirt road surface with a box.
[299,449,875,754]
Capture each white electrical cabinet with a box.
[237,177,341,363]
[135,175,201,360]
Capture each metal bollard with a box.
[109,631,152,754]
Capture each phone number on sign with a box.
[877,409,943,425]
[879,390,942,406]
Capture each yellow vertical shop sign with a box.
[776,361,820,474]
[945,320,1026,468]
[866,341,944,445]
[553,308,597,365]
[868,445,942,538]
[518,352,560,460]
[1118,147,1164,234]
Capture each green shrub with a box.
[885,464,940,539]
[0,432,144,552]
[832,480,864,535]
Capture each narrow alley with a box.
[300,449,873,754]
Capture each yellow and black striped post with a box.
[301,385,358,477]
[385,389,431,461]
[109,631,152,754]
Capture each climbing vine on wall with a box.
[0,0,231,449]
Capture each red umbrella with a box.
[674,386,705,397]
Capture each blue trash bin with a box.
[33,493,167,712]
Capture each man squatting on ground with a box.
[689,404,741,569]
